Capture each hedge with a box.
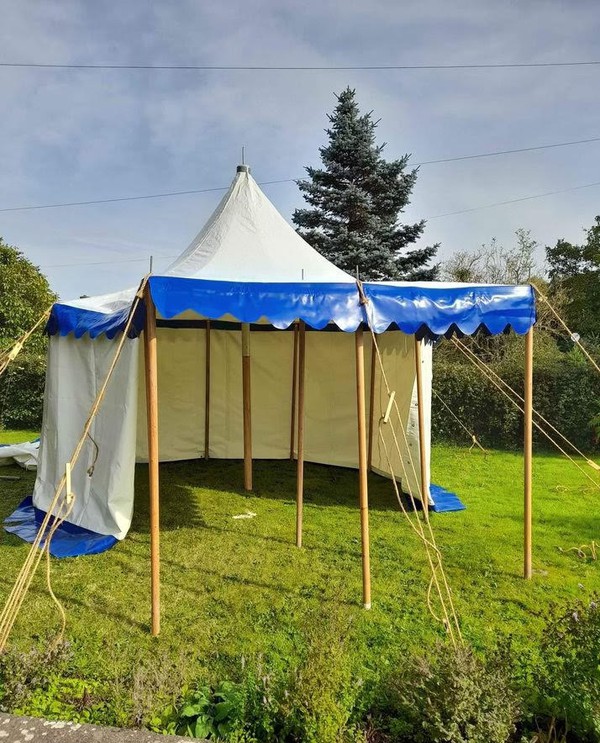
[1,346,598,454]
[432,351,600,452]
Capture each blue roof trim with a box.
[149,277,535,336]
[47,278,536,338]
[149,276,366,331]
[47,301,144,339]
[362,282,536,336]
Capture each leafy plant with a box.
[150,682,244,739]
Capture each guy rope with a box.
[451,337,600,491]
[357,281,463,647]
[0,278,147,653]
[0,308,52,378]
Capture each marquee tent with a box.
[5,165,536,633]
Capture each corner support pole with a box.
[143,285,160,636]
[355,329,372,609]
[290,322,299,460]
[204,320,211,459]
[414,337,429,520]
[242,323,253,491]
[296,322,306,547]
[524,326,534,579]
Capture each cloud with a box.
[0,0,599,297]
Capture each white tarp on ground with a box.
[0,440,40,470]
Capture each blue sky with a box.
[0,0,599,299]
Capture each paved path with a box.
[0,714,199,742]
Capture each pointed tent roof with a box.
[164,166,352,283]
[48,167,536,339]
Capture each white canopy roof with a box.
[165,166,352,283]
[64,166,352,317]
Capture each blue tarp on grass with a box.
[430,484,466,513]
[3,496,117,558]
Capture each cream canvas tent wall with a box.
[5,166,536,623]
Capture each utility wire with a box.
[2,136,599,215]
[0,179,293,213]
[1,61,600,71]
[428,180,600,218]
[39,255,177,269]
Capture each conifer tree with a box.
[293,88,438,280]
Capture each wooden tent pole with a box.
[414,337,429,520]
[295,322,306,547]
[367,335,377,471]
[290,322,299,460]
[204,320,211,459]
[524,326,534,579]
[143,285,160,636]
[242,323,253,491]
[355,329,372,609]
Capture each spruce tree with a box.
[293,88,438,280]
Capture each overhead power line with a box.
[428,180,600,218]
[39,255,177,269]
[1,135,599,214]
[37,179,600,270]
[0,179,293,213]
[1,61,600,71]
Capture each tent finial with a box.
[237,146,250,174]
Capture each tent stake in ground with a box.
[524,327,533,579]
[143,285,161,636]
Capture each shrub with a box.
[433,348,600,452]
[376,642,519,743]
[527,597,600,741]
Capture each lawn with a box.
[0,431,599,726]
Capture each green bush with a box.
[525,597,600,741]
[433,348,600,452]
[376,643,519,743]
[0,350,46,430]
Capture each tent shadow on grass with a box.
[130,458,417,536]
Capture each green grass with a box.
[0,430,599,701]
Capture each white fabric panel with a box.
[33,334,139,539]
[370,335,432,503]
[135,328,294,461]
[133,326,431,505]
[302,332,360,468]
[136,328,206,462]
[56,170,353,321]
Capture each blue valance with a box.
[47,278,536,338]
